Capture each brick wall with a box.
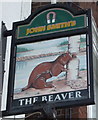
[32,2,51,12]
[79,2,98,27]
[32,2,98,27]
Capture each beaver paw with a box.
[46,82,54,88]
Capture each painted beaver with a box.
[22,52,76,91]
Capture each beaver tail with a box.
[22,85,30,91]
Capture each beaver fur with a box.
[22,52,76,90]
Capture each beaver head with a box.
[57,52,77,65]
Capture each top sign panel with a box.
[17,8,86,39]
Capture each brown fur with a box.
[22,52,75,91]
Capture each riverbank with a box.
[14,70,87,99]
[16,51,65,61]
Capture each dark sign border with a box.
[2,4,94,116]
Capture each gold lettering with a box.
[60,23,67,28]
[56,24,60,29]
[71,21,76,26]
[51,24,56,29]
[33,28,38,33]
[64,22,68,28]
[47,24,61,30]
[26,21,76,35]
[67,21,71,27]
[26,29,30,35]
[47,25,51,30]
[30,28,34,33]
[37,26,46,32]
[60,23,64,28]
[26,26,46,35]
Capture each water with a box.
[14,35,87,92]
[14,54,87,91]
[17,46,68,58]
[14,55,59,91]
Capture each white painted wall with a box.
[87,17,98,119]
[0,2,3,119]
[2,1,32,29]
[0,0,32,119]
[96,83,98,119]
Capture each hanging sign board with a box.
[1,4,94,116]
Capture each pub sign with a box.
[1,4,94,116]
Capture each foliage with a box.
[80,37,86,42]
[58,41,69,46]
[17,47,29,53]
